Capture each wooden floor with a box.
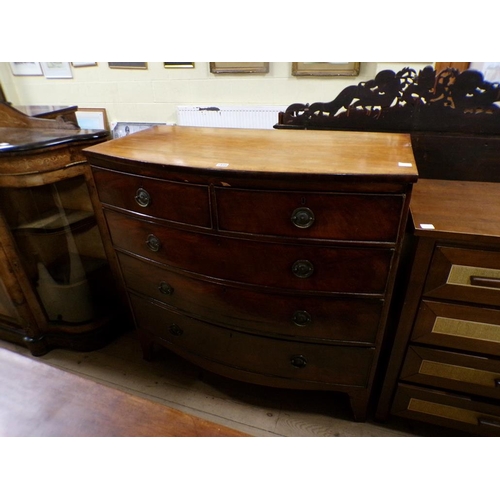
[0,330,465,437]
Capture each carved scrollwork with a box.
[276,66,500,134]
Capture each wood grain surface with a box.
[85,125,417,179]
[0,348,248,437]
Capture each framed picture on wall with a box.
[210,62,269,74]
[41,62,73,79]
[9,62,43,76]
[292,62,360,76]
[108,62,148,69]
[72,62,97,67]
[164,62,195,68]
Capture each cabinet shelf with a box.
[13,209,95,234]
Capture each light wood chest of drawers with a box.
[377,179,500,434]
[84,125,417,420]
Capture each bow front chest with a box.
[84,125,417,420]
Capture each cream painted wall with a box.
[0,62,432,126]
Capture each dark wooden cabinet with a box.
[84,125,417,420]
[377,179,500,435]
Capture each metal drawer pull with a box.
[291,207,315,228]
[292,260,314,278]
[478,417,500,429]
[470,276,500,289]
[290,354,307,368]
[135,187,152,207]
[158,281,174,295]
[168,324,183,336]
[146,234,161,252]
[292,310,312,327]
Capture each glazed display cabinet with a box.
[0,103,124,355]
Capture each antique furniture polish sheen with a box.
[84,125,417,420]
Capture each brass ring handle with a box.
[292,260,314,278]
[168,323,183,336]
[292,310,312,327]
[146,234,161,252]
[158,281,174,295]
[135,187,152,207]
[290,355,307,368]
[291,207,315,228]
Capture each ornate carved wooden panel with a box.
[276,65,500,135]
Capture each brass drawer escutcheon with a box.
[292,260,314,278]
[291,207,315,229]
[168,323,183,336]
[292,310,312,327]
[290,354,307,368]
[135,187,152,207]
[146,234,161,252]
[158,281,174,295]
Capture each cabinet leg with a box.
[23,335,49,357]
[348,392,369,422]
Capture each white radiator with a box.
[176,105,285,129]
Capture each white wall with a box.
[0,62,432,126]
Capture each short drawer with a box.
[106,210,393,294]
[129,293,375,388]
[92,167,211,228]
[118,252,384,344]
[412,300,500,357]
[215,187,404,242]
[400,345,500,400]
[391,383,500,436]
[424,246,500,307]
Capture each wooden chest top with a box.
[84,125,418,181]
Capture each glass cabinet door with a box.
[0,175,114,325]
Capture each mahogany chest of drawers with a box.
[377,179,500,434]
[84,125,417,420]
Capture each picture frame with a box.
[210,62,269,74]
[9,62,43,76]
[112,121,166,139]
[41,62,73,79]
[108,62,148,69]
[72,62,97,67]
[164,62,195,68]
[292,62,361,77]
[75,108,109,130]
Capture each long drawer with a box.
[129,293,375,388]
[92,167,211,228]
[391,383,500,436]
[215,187,404,242]
[400,345,500,400]
[106,210,393,294]
[118,252,383,344]
[412,300,500,356]
[424,246,500,307]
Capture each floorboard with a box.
[0,330,466,437]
